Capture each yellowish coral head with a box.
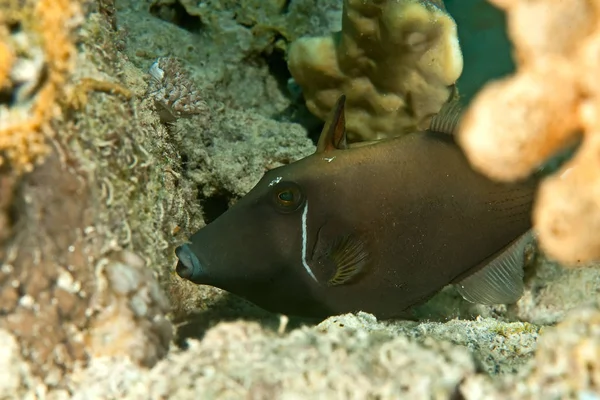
[288,0,463,142]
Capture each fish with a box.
[174,95,537,319]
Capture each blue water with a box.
[446,0,515,103]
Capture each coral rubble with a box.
[33,307,600,399]
[518,305,600,397]
[457,0,600,265]
[132,0,343,117]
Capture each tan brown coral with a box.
[0,0,81,173]
[288,0,463,143]
[457,0,600,266]
[0,28,14,88]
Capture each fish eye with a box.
[278,190,294,203]
[271,181,304,213]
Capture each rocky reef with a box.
[0,0,599,398]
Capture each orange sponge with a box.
[288,0,463,143]
[0,0,81,173]
[457,0,600,265]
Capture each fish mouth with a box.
[175,243,207,284]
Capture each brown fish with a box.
[175,95,536,319]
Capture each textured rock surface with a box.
[68,315,480,399]
[2,307,593,399]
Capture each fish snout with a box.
[175,243,206,284]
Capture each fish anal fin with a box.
[455,230,535,305]
[316,95,348,153]
[325,233,369,286]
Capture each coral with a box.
[287,0,463,142]
[69,77,132,110]
[319,313,540,375]
[0,137,174,388]
[65,313,486,399]
[0,0,198,390]
[0,168,16,244]
[86,251,173,367]
[0,329,33,397]
[0,30,13,88]
[146,57,208,123]
[8,304,600,399]
[0,0,82,172]
[509,254,600,325]
[2,0,600,398]
[456,0,600,265]
[0,151,97,387]
[470,304,600,399]
[519,305,600,397]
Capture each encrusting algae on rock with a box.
[456,0,600,266]
[0,0,199,394]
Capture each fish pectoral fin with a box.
[326,234,369,286]
[429,98,463,135]
[455,230,535,305]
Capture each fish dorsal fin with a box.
[326,233,369,286]
[455,230,535,305]
[316,95,348,153]
[429,99,463,135]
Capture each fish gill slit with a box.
[301,201,319,283]
[311,225,325,260]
